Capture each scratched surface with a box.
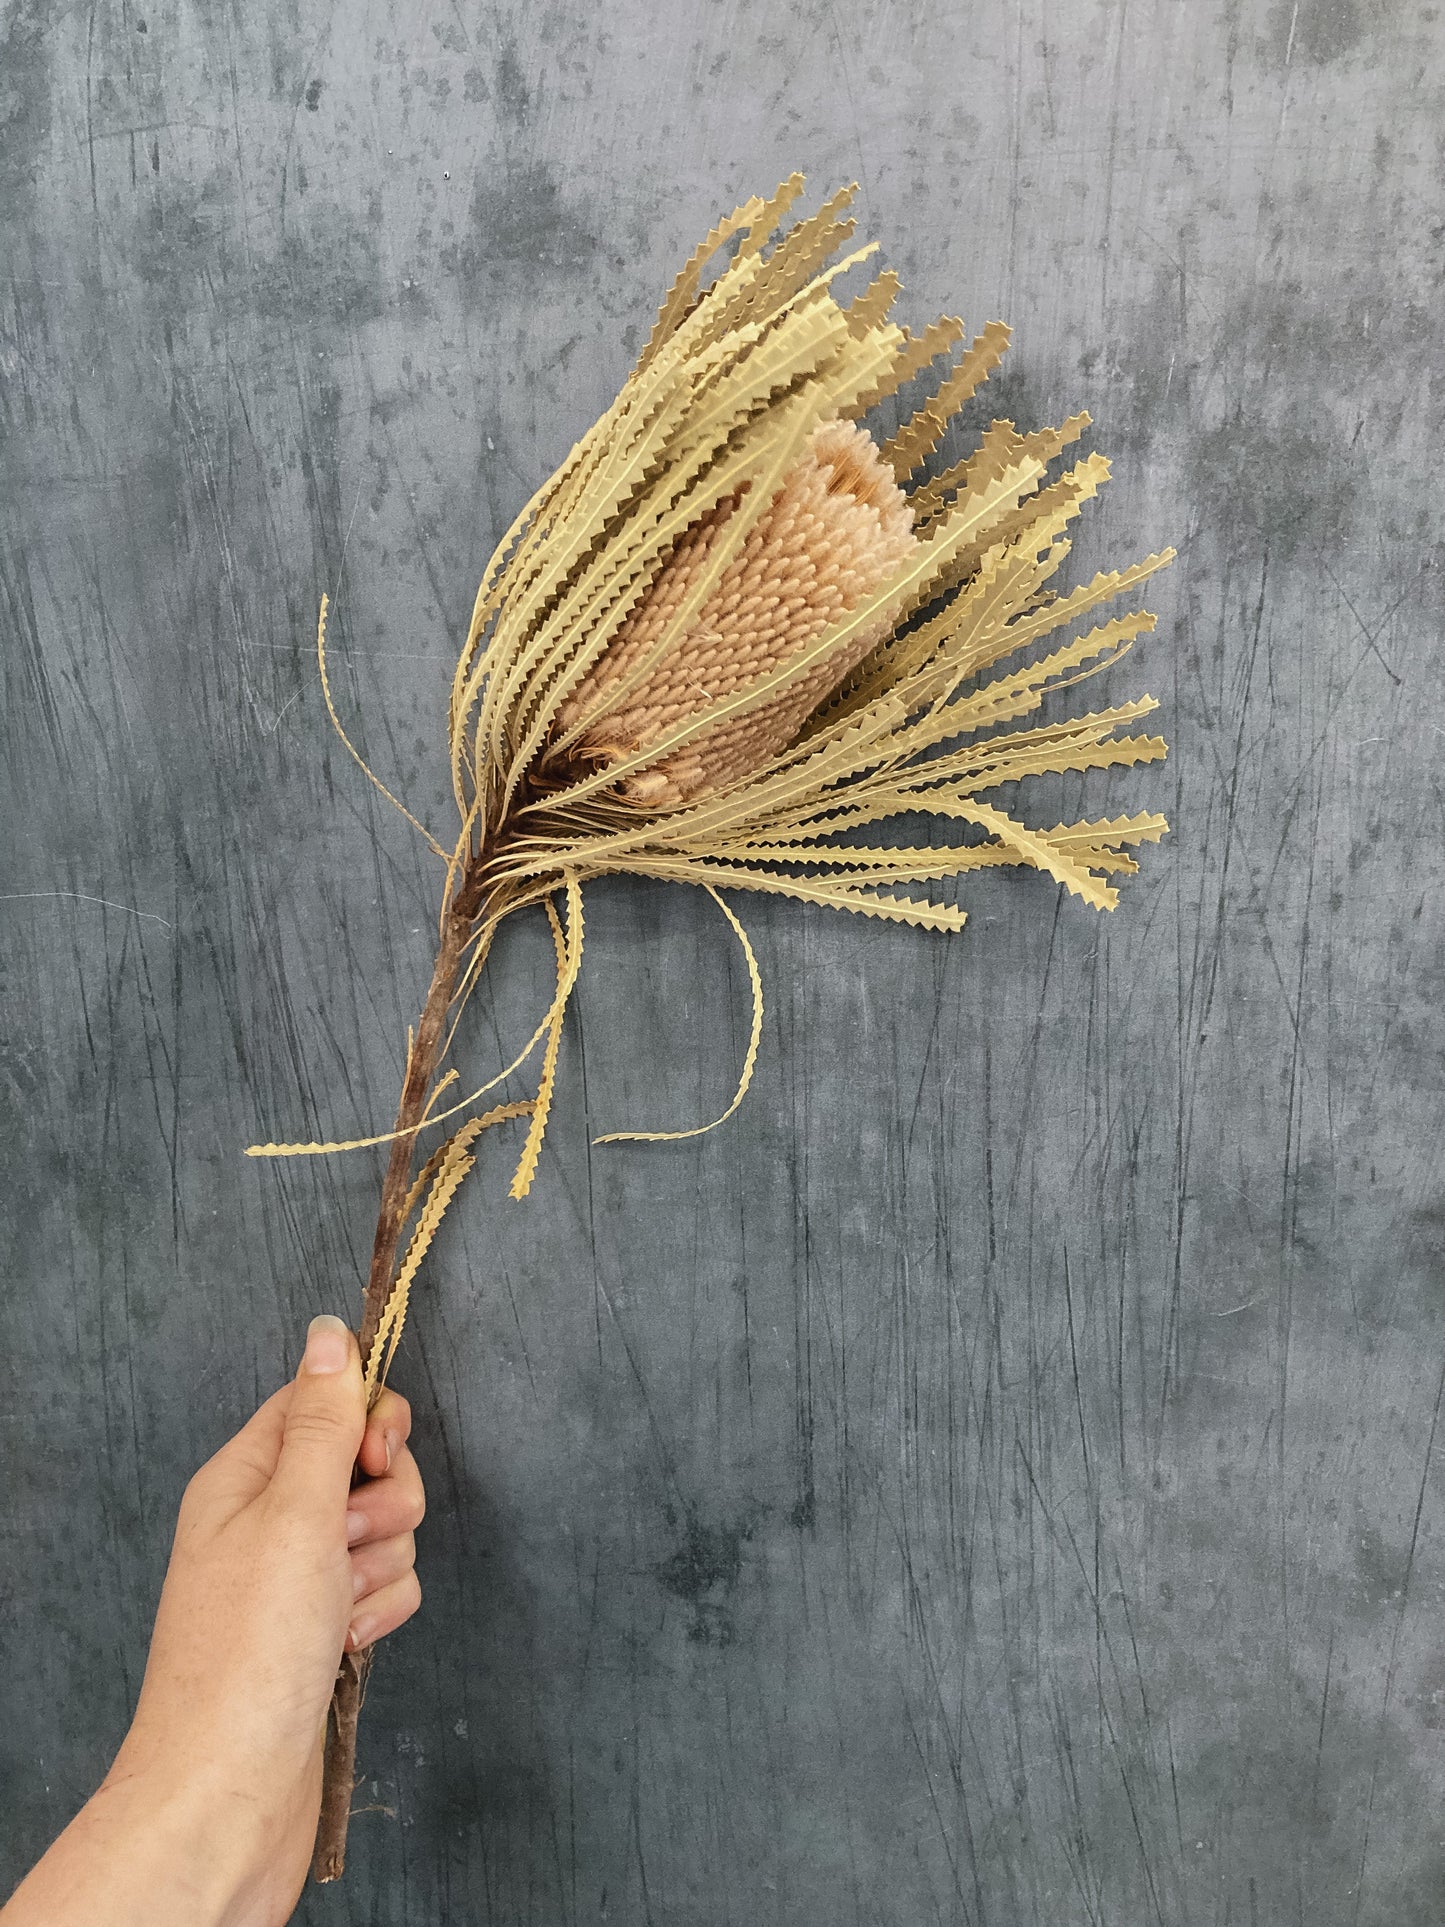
[4,2,1445,1921]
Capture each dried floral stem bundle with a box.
[248,176,1172,1880]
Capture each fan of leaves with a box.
[259,173,1170,1198]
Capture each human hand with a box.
[2,1316,425,1927]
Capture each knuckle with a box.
[371,1571,422,1642]
[283,1408,348,1451]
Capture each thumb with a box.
[269,1314,366,1522]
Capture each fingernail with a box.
[348,1615,373,1651]
[352,1564,369,1600]
[346,1510,367,1545]
[303,1314,351,1376]
[383,1428,397,1471]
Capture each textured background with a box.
[4,1,1445,1921]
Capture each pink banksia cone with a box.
[553,419,918,805]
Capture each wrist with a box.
[2,1757,248,1927]
[108,1717,321,1927]
[110,1756,258,1916]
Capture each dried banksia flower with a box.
[249,176,1173,1880]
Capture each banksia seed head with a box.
[551,419,918,805]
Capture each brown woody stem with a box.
[310,892,476,1883]
[311,1650,370,1882]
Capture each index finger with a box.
[358,1386,413,1481]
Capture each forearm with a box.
[2,1760,252,1927]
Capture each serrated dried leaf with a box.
[508,874,584,1199]
[594,887,764,1144]
[882,320,1012,479]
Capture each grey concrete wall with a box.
[4,1,1444,1920]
